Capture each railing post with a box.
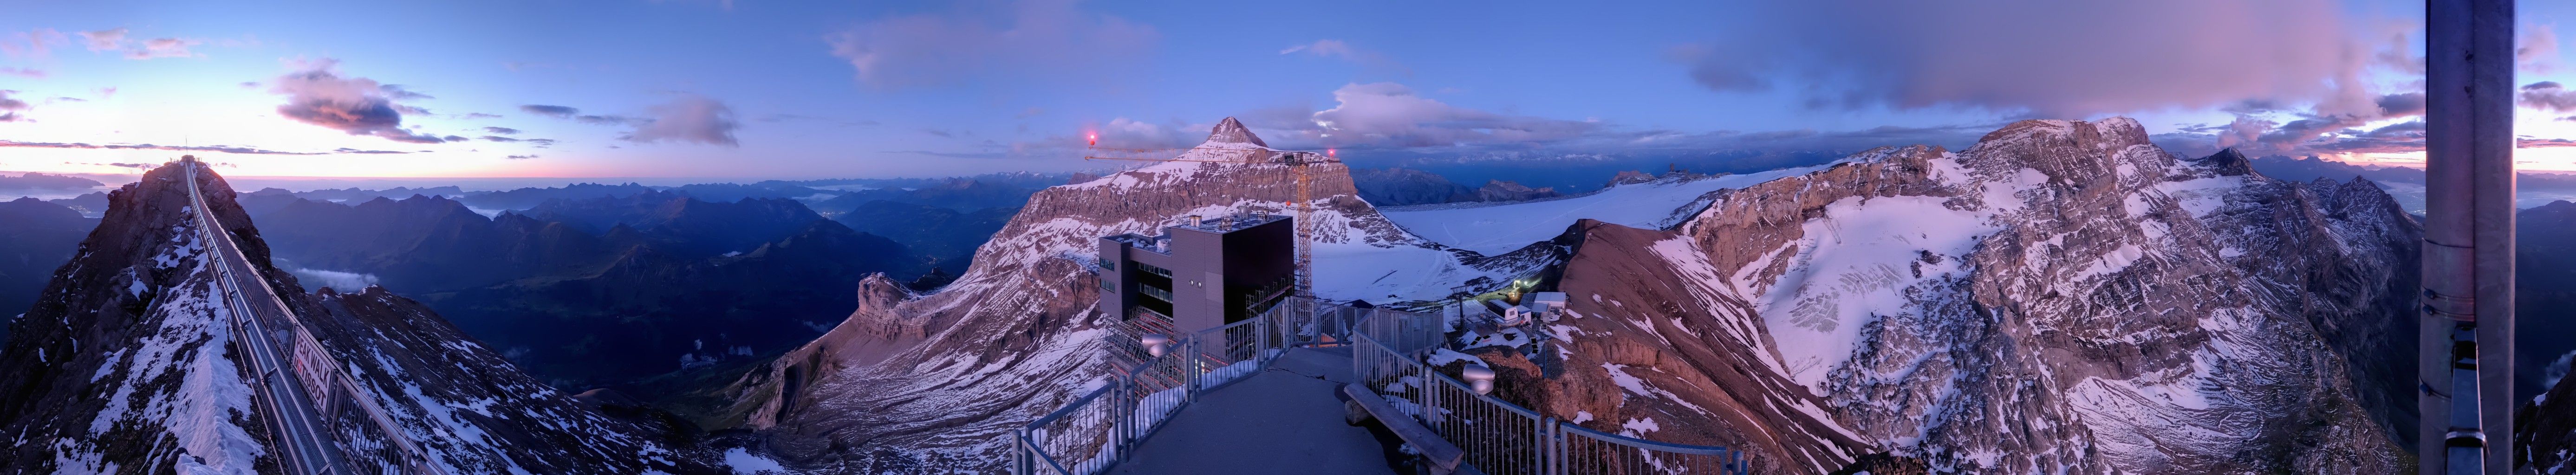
[1540,417,1555,475]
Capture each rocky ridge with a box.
[0,161,719,474]
[1496,118,2416,473]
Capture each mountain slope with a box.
[707,117,1538,470]
[0,160,722,474]
[1509,119,2413,473]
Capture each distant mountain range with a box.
[247,191,923,386]
[0,198,95,341]
[1347,167,1566,206]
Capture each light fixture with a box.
[1142,334,1172,357]
[1463,364,1496,395]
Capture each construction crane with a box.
[1081,138,1339,298]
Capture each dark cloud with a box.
[824,0,1157,89]
[1668,0,2389,118]
[519,104,579,118]
[392,104,431,115]
[331,148,409,154]
[440,135,467,142]
[480,135,554,144]
[378,84,434,100]
[505,154,538,160]
[0,140,411,155]
[2524,82,2576,112]
[577,115,643,126]
[621,94,739,146]
[0,90,28,122]
[239,81,260,89]
[923,128,956,138]
[269,59,446,143]
[0,67,41,78]
[463,112,502,119]
[482,126,520,135]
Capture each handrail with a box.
[186,161,447,475]
[1555,423,1740,455]
[1013,296,1749,475]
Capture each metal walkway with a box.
[185,160,442,475]
[1108,347,1398,475]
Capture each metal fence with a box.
[1012,298,1366,475]
[1555,423,1749,474]
[1348,306,1752,475]
[1015,297,1750,475]
[187,163,447,475]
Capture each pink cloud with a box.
[622,94,741,147]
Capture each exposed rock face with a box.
[1606,170,1659,187]
[2527,379,2576,474]
[1473,179,1562,202]
[0,161,717,474]
[721,118,1529,471]
[1529,119,2414,474]
[1205,116,1267,147]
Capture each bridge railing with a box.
[186,162,446,475]
[1012,298,1374,475]
[1348,304,1754,475]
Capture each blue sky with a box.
[4,0,2576,180]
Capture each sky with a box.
[5,0,2576,181]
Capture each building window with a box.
[1139,285,1175,302]
[1136,263,1174,278]
[1102,260,1116,271]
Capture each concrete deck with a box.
[1110,347,1399,475]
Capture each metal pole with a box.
[2422,0,2515,473]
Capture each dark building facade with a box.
[1097,212,1296,338]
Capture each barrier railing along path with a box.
[1013,297,1752,475]
[185,161,447,475]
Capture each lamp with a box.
[1142,334,1173,357]
[1463,364,1496,395]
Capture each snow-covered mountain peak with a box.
[1203,116,1267,148]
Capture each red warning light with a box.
[1327,148,1336,158]
[1087,133,1097,147]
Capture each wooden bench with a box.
[1342,384,1470,475]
